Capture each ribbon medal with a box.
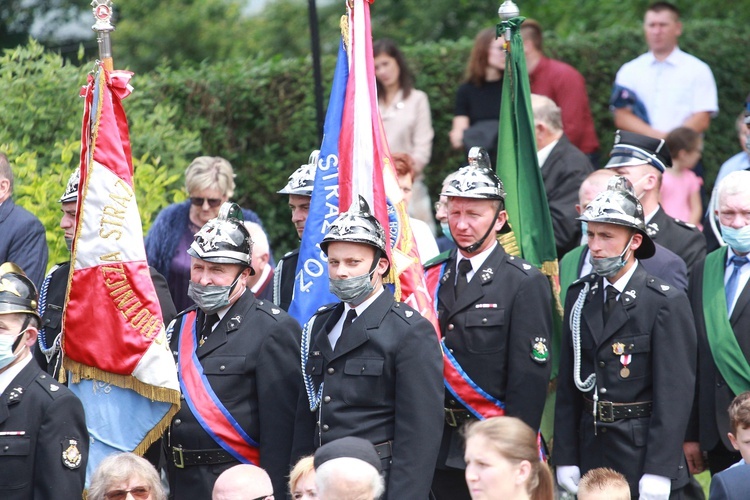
[620,354,632,378]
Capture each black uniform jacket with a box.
[431,244,553,469]
[273,249,299,311]
[686,255,750,453]
[167,290,302,499]
[0,358,88,499]
[540,134,594,258]
[293,289,444,500]
[554,265,697,494]
[647,206,706,273]
[35,262,177,377]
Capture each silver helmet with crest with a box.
[321,196,388,268]
[59,169,80,204]
[188,202,254,271]
[277,150,318,196]
[441,147,505,200]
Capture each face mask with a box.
[188,273,242,314]
[65,237,73,252]
[580,221,589,245]
[440,222,454,243]
[721,224,750,254]
[0,330,26,370]
[630,174,650,200]
[329,270,376,305]
[589,235,634,278]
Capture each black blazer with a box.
[647,206,706,274]
[293,289,444,500]
[167,291,302,499]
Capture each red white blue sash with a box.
[443,339,506,419]
[178,310,260,465]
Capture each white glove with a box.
[556,465,581,495]
[639,473,671,500]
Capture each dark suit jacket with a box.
[648,206,706,274]
[35,262,177,378]
[293,290,444,500]
[709,463,750,500]
[167,291,302,499]
[429,244,552,469]
[273,249,299,311]
[0,359,88,499]
[554,265,696,494]
[540,134,595,258]
[686,252,750,453]
[0,197,48,288]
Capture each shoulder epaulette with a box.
[506,254,536,275]
[391,301,421,324]
[255,299,287,320]
[646,276,674,296]
[34,372,67,399]
[280,248,300,261]
[673,218,700,231]
[572,273,598,286]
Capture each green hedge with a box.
[2,19,749,268]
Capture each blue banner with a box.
[288,38,349,325]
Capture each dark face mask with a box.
[589,235,634,278]
[188,271,243,313]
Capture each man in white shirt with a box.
[613,1,718,139]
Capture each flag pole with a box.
[497,0,519,43]
[91,0,115,71]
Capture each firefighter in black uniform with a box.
[426,149,553,500]
[554,177,697,499]
[293,196,444,499]
[273,150,317,311]
[0,262,88,499]
[166,203,301,499]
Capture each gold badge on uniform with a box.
[612,342,625,356]
[530,338,549,364]
[61,439,82,469]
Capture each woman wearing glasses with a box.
[145,156,265,312]
[88,452,166,500]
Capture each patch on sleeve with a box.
[530,337,549,364]
[61,438,83,469]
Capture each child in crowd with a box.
[661,127,704,227]
[576,468,630,500]
[708,392,750,499]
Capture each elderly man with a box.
[685,170,750,476]
[0,153,48,288]
[531,94,594,258]
[293,196,443,499]
[612,2,717,139]
[244,222,274,302]
[314,436,385,500]
[554,177,697,499]
[426,149,553,500]
[605,129,706,273]
[166,203,301,499]
[0,263,88,499]
[212,464,273,500]
[274,150,317,311]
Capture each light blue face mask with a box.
[0,330,26,370]
[440,222,454,243]
[721,223,750,254]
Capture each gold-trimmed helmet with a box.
[321,196,389,270]
[578,176,655,258]
[188,202,254,272]
[441,147,505,200]
[277,150,318,196]
[0,263,41,324]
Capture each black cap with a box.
[605,130,672,173]
[313,436,381,473]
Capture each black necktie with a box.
[200,313,219,345]
[603,285,618,322]
[456,259,472,298]
[342,309,358,331]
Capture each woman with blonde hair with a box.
[463,417,553,500]
[145,156,266,311]
[289,455,317,499]
[88,452,166,500]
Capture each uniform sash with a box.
[443,339,506,419]
[177,310,260,465]
[703,248,750,396]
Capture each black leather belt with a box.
[583,398,652,423]
[444,408,477,427]
[171,446,235,468]
[374,441,392,460]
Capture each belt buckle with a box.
[597,401,615,423]
[172,446,185,469]
[445,409,458,427]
